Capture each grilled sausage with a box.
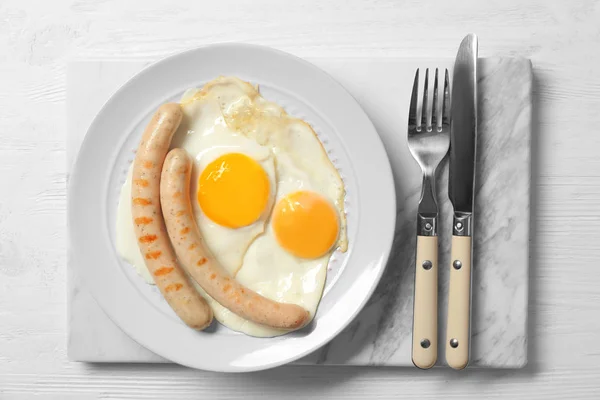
[132,103,213,330]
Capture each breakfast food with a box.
[116,76,347,337]
[161,148,309,329]
[130,103,213,330]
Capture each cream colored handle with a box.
[445,235,472,370]
[412,235,438,369]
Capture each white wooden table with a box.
[1,0,599,398]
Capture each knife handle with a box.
[445,235,472,370]
[412,235,438,369]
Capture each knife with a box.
[446,34,478,370]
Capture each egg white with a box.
[186,77,348,337]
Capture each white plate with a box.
[68,44,396,372]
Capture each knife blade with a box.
[445,33,478,370]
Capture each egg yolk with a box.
[272,191,339,259]
[198,153,270,228]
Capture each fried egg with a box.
[116,76,347,337]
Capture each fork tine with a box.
[409,69,419,129]
[421,68,429,129]
[442,68,450,127]
[432,68,439,130]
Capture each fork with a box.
[407,68,450,369]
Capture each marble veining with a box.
[67,57,531,368]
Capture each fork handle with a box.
[412,235,438,369]
[445,235,472,370]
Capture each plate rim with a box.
[68,43,396,372]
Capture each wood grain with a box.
[1,0,600,398]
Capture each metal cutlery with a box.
[446,33,478,370]
[408,67,451,369]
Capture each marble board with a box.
[67,57,531,368]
